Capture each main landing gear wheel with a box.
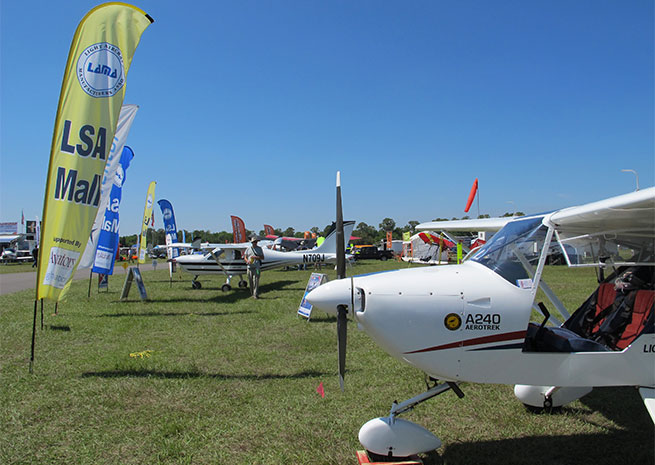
[191,280,201,290]
[238,280,248,288]
[221,284,232,292]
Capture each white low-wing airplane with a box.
[173,221,355,291]
[306,186,654,458]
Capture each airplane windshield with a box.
[470,217,548,288]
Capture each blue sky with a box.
[1,0,653,236]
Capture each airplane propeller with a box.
[335,171,348,391]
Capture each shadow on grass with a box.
[578,386,653,429]
[423,386,654,465]
[431,430,654,465]
[81,368,328,381]
[96,309,254,318]
[125,279,299,304]
[48,324,71,331]
[304,315,337,323]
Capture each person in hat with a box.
[244,235,265,298]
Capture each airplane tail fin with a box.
[314,221,355,254]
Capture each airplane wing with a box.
[210,243,248,251]
[417,217,514,232]
[546,187,655,251]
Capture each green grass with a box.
[0,262,36,274]
[1,262,652,465]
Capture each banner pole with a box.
[88,269,93,298]
[30,300,38,373]
[40,299,44,330]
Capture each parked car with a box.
[353,245,394,261]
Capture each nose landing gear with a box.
[358,380,464,458]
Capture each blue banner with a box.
[157,199,179,259]
[92,146,134,275]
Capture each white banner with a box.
[79,104,138,268]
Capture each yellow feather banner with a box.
[37,3,153,301]
[138,181,156,264]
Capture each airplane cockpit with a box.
[469,216,547,289]
[469,214,654,354]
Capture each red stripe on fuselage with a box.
[404,330,527,354]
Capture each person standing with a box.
[244,236,264,298]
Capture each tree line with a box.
[119,212,523,248]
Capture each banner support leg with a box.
[40,299,44,330]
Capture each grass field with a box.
[0,262,36,274]
[1,261,653,465]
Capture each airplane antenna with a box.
[621,169,639,191]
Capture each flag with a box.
[36,3,152,301]
[316,382,325,398]
[386,230,393,250]
[264,224,275,236]
[402,231,411,242]
[21,210,24,225]
[464,178,478,213]
[91,146,134,275]
[157,199,179,260]
[231,215,246,243]
[138,181,156,263]
[35,217,41,248]
[79,104,139,269]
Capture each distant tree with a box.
[282,227,295,238]
[120,234,138,247]
[432,217,449,222]
[321,224,334,237]
[310,226,320,235]
[406,220,419,233]
[379,218,396,232]
[354,222,377,244]
[477,214,490,219]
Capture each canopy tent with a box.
[402,231,449,265]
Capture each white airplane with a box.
[306,185,654,458]
[173,220,355,291]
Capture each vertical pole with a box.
[30,300,38,373]
[477,182,480,219]
[87,269,93,298]
[40,299,44,329]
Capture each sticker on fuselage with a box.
[444,313,462,331]
[464,313,501,331]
